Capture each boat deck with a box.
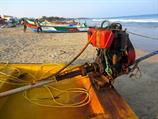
[0,64,139,119]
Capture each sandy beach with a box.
[0,27,158,119]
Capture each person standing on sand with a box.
[21,18,27,32]
[34,19,42,33]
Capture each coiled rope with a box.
[0,63,92,108]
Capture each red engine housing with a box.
[88,27,135,66]
[88,28,114,48]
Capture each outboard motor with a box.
[88,21,136,87]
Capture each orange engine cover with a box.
[88,28,114,48]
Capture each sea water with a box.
[79,14,158,52]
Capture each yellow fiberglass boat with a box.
[0,64,138,119]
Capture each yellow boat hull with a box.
[0,64,138,119]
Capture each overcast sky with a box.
[0,0,157,18]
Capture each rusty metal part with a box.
[112,54,117,65]
[91,73,113,90]
[55,63,95,81]
[56,63,115,90]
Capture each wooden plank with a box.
[89,74,139,119]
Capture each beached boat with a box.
[0,63,138,119]
[26,19,71,27]
[41,19,78,26]
[25,19,88,33]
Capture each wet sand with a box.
[0,27,158,119]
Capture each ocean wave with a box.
[92,19,106,22]
[92,18,158,23]
[109,18,158,23]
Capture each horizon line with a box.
[0,13,157,19]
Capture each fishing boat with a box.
[25,19,88,33]
[26,19,71,27]
[41,19,78,25]
[0,63,138,119]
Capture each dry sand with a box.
[0,27,158,119]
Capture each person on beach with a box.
[21,18,27,32]
[34,19,42,33]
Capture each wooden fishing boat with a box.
[26,19,71,27]
[26,19,88,33]
[26,19,77,26]
[26,23,88,33]
[0,64,138,119]
[41,19,78,25]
